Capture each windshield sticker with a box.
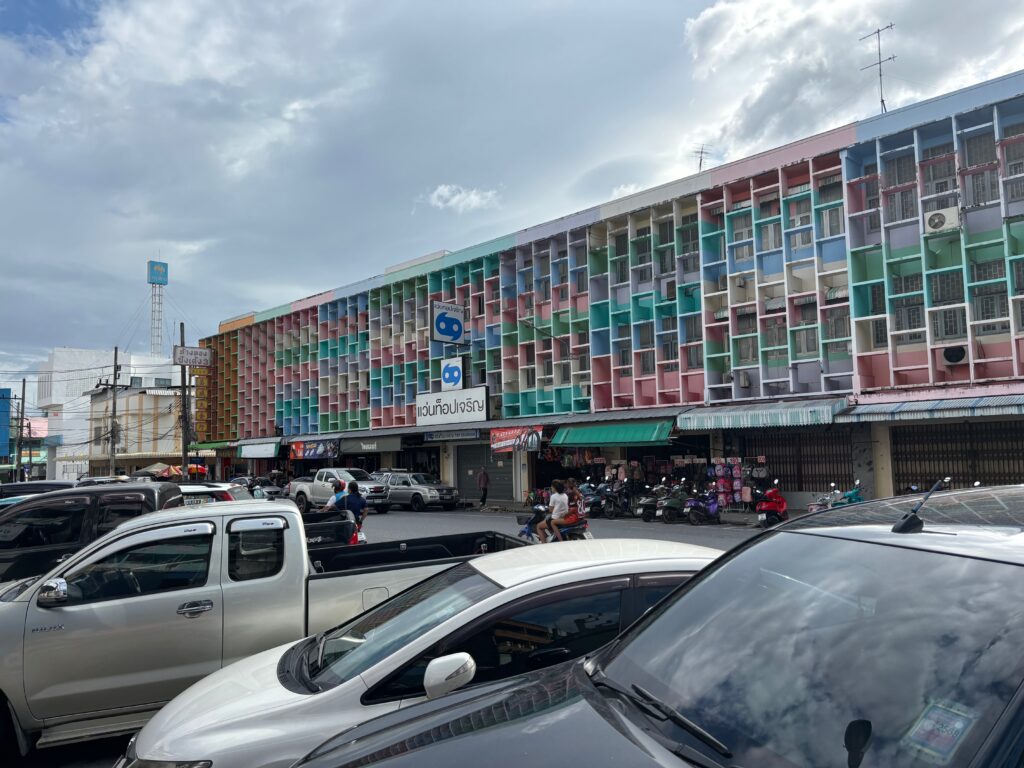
[901,700,977,765]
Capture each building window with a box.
[817,176,843,204]
[614,233,628,257]
[639,351,655,376]
[657,219,673,246]
[929,271,964,306]
[893,296,925,331]
[736,337,757,365]
[971,259,1005,282]
[790,198,812,228]
[891,271,923,295]
[130,376,143,388]
[686,346,704,369]
[792,328,818,357]
[922,142,954,160]
[154,377,171,387]
[932,308,967,341]
[637,322,655,348]
[871,318,888,348]
[964,170,1000,207]
[885,189,918,222]
[93,426,103,446]
[683,315,703,343]
[886,154,916,186]
[760,221,782,251]
[788,230,813,250]
[731,212,753,243]
[758,193,780,218]
[923,159,957,196]
[820,206,845,238]
[964,132,997,167]
[973,286,1009,322]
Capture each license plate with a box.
[655,510,662,517]
[357,531,367,543]
[758,513,767,522]
[582,531,594,539]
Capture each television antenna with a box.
[860,23,896,114]
[692,144,715,173]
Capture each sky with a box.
[3,0,1024,402]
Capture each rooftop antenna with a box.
[860,23,896,114]
[692,144,714,173]
[892,476,950,534]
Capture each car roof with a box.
[118,499,298,530]
[179,483,238,491]
[782,485,1024,566]
[471,538,722,588]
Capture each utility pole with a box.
[14,378,25,481]
[180,322,189,479]
[861,23,895,114]
[110,347,120,476]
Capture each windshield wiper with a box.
[590,670,736,766]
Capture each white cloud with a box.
[427,184,500,214]
[610,183,641,199]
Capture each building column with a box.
[870,422,894,498]
[439,443,455,486]
[46,445,56,480]
[850,423,876,499]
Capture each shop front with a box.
[237,439,284,477]
[340,435,404,473]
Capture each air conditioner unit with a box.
[942,345,967,367]
[739,371,751,388]
[925,207,960,234]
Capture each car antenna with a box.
[892,476,950,533]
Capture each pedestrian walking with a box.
[478,465,490,507]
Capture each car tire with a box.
[442,504,457,511]
[377,506,389,514]
[0,700,21,763]
[295,494,309,515]
[410,495,425,512]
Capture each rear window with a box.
[603,532,1024,767]
[343,469,373,482]
[228,488,254,500]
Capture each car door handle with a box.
[177,600,214,618]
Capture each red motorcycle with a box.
[756,480,789,527]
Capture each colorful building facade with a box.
[196,71,1024,500]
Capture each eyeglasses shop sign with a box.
[415,386,487,426]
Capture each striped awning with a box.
[835,395,1024,423]
[677,398,847,431]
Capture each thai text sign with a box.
[172,345,214,367]
[415,386,487,426]
[490,425,542,453]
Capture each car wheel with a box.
[410,495,425,512]
[295,494,309,514]
[442,504,457,511]
[377,505,389,514]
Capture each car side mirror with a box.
[38,578,68,607]
[423,652,476,700]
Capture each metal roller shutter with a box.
[456,444,514,502]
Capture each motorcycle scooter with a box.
[516,503,592,543]
[636,477,670,521]
[833,479,863,507]
[755,479,788,527]
[684,487,722,525]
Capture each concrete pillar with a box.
[710,430,725,457]
[870,422,894,498]
[46,445,56,480]
[439,443,455,486]
[850,423,875,499]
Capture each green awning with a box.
[835,395,1024,423]
[190,441,233,451]
[676,398,847,431]
[551,420,674,447]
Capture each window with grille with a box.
[797,302,818,326]
[658,220,673,245]
[824,308,850,339]
[891,271,923,295]
[639,351,655,375]
[971,259,1005,282]
[574,270,587,293]
[524,368,536,387]
[617,347,631,367]
[893,296,925,330]
[868,282,885,315]
[817,176,843,203]
[760,221,782,250]
[762,316,787,347]
[1006,141,1024,174]
[736,337,757,364]
[923,193,959,213]
[658,250,675,274]
[864,162,878,176]
[614,233,628,256]
[732,212,753,242]
[541,358,553,377]
[885,189,918,222]
[930,271,964,305]
[973,286,1008,321]
[964,170,1000,206]
[872,318,888,347]
[793,328,818,357]
[684,315,703,342]
[867,212,882,232]
[964,132,997,167]
[679,226,699,255]
[887,154,916,186]
[788,230,813,250]
[759,195,780,218]
[1015,261,1024,294]
[661,335,678,360]
[638,323,655,348]
[791,198,812,227]
[614,259,629,284]
[1008,179,1024,203]
[576,352,590,372]
[680,253,699,274]
[733,243,754,265]
[635,266,653,283]
[686,346,704,369]
[820,206,846,238]
[735,314,757,335]
[932,308,967,341]
[556,263,568,284]
[923,142,954,160]
[788,182,811,195]
[923,159,956,196]
[636,243,652,263]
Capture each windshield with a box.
[344,469,373,481]
[411,474,439,485]
[601,532,1024,767]
[311,562,499,690]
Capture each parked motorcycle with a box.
[807,482,837,514]
[833,479,864,507]
[755,479,788,527]
[581,478,614,519]
[516,503,592,543]
[657,484,694,523]
[684,487,722,525]
[637,478,671,522]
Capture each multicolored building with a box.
[196,70,1024,504]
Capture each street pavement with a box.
[31,507,756,768]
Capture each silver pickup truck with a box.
[289,468,389,514]
[0,500,523,757]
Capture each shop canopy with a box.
[676,398,847,431]
[237,439,282,459]
[190,441,233,451]
[551,419,674,447]
[835,395,1024,423]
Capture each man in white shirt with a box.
[536,480,568,543]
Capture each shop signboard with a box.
[431,301,469,345]
[440,357,464,391]
[147,260,169,285]
[239,442,280,459]
[339,436,403,453]
[423,430,480,442]
[490,425,543,453]
[289,439,339,461]
[415,386,487,426]
[173,345,214,367]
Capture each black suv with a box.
[296,485,1024,768]
[0,482,183,581]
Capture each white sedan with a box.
[126,539,720,768]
